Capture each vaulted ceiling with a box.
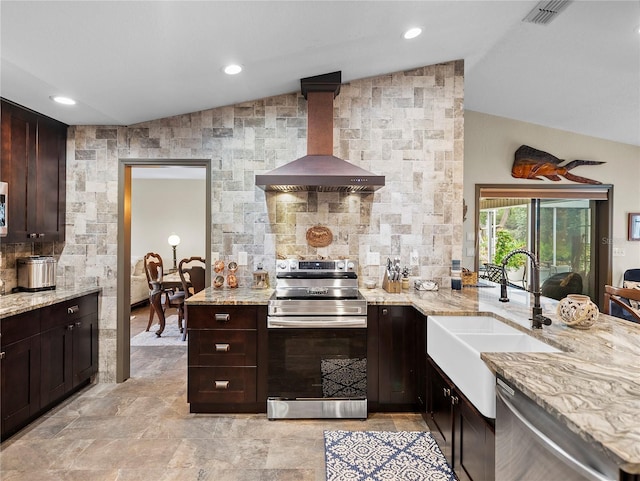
[2,1,639,146]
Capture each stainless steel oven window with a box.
[267,328,367,400]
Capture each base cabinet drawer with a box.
[188,367,257,404]
[188,306,258,329]
[188,330,257,366]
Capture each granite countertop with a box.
[188,283,640,473]
[0,287,102,319]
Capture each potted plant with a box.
[493,229,526,285]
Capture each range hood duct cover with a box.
[256,71,385,192]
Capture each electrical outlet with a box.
[410,250,419,266]
[211,252,219,262]
[367,252,380,266]
[466,247,475,257]
[613,248,625,257]
[238,251,248,265]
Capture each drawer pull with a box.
[214,380,230,390]
[215,313,230,323]
[67,324,75,331]
[75,321,82,328]
[0,352,5,360]
[68,305,80,315]
[215,343,231,352]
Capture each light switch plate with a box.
[410,250,419,266]
[238,251,248,265]
[367,252,380,266]
[613,248,625,257]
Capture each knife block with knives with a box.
[382,257,403,293]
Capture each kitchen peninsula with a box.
[186,283,640,478]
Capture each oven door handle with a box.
[267,316,367,328]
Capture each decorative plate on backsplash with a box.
[306,225,333,247]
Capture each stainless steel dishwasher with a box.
[495,376,619,481]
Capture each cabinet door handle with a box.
[67,324,75,331]
[0,352,5,360]
[382,308,388,316]
[28,233,37,238]
[215,343,230,352]
[67,305,79,314]
[443,387,450,397]
[451,395,459,406]
[214,380,230,390]
[75,321,82,328]
[38,233,45,238]
[215,313,230,323]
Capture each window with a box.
[475,185,612,304]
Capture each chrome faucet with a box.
[498,248,551,329]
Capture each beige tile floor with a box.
[0,304,429,480]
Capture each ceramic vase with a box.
[557,294,599,329]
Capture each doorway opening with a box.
[117,160,212,382]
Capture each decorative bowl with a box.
[364,279,377,289]
[557,294,599,329]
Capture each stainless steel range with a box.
[267,258,368,420]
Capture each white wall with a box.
[463,110,640,285]
[131,178,206,268]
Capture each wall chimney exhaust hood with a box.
[255,71,385,192]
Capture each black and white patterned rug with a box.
[324,430,455,481]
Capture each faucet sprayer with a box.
[498,248,552,329]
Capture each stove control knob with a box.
[278,261,288,270]
[337,261,345,270]
[290,262,297,270]
[347,262,355,271]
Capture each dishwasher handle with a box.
[496,387,613,481]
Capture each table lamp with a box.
[167,233,181,270]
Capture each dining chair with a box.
[480,263,526,291]
[143,252,185,333]
[603,285,640,323]
[178,256,207,341]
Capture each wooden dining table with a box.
[149,271,185,337]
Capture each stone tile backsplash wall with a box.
[61,60,464,381]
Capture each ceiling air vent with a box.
[523,0,572,25]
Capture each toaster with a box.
[17,256,57,291]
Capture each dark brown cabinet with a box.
[373,305,417,410]
[0,99,66,243]
[40,294,99,407]
[0,308,42,440]
[428,357,495,481]
[0,292,98,440]
[428,357,457,465]
[187,305,267,413]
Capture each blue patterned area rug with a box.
[324,430,455,481]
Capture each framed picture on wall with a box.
[629,213,640,241]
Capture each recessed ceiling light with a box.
[224,64,242,75]
[403,27,422,40]
[50,96,76,105]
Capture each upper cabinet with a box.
[0,99,67,243]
